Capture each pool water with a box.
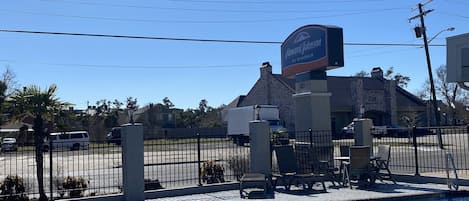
[408,192,469,201]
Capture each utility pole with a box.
[409,0,443,148]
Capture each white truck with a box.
[226,105,288,146]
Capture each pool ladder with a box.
[446,152,459,191]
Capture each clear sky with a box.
[0,0,467,109]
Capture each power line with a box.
[0,7,406,24]
[0,29,446,46]
[437,12,469,19]
[41,0,404,14]
[169,0,384,4]
[0,59,258,69]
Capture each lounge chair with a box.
[342,146,377,189]
[272,145,326,191]
[374,145,396,183]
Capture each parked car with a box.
[43,131,90,151]
[106,127,121,145]
[1,137,18,152]
[340,122,387,138]
[414,127,435,136]
[386,125,410,137]
[386,126,435,137]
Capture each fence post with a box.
[121,123,144,201]
[49,138,53,200]
[308,128,313,148]
[197,133,202,186]
[412,126,420,176]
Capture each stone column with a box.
[249,120,271,175]
[122,123,144,201]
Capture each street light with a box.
[420,27,456,48]
[426,27,455,45]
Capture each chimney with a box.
[260,61,272,78]
[371,67,383,79]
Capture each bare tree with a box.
[435,65,468,125]
[1,66,19,96]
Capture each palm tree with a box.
[9,84,70,201]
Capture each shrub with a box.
[0,175,29,201]
[62,176,88,198]
[226,155,249,181]
[200,160,225,184]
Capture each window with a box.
[59,134,69,140]
[71,133,83,139]
[462,48,469,68]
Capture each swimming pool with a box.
[402,191,469,201]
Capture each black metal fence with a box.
[143,133,250,189]
[1,125,468,200]
[291,125,469,177]
[49,142,123,198]
[0,141,122,200]
[0,134,250,200]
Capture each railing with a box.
[143,133,250,189]
[0,133,250,200]
[446,152,459,190]
[290,125,469,178]
[1,125,468,200]
[0,141,122,200]
[49,141,122,198]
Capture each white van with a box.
[44,131,90,150]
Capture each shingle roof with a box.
[225,95,246,110]
[228,72,425,109]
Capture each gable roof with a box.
[272,74,295,92]
[225,95,246,110]
[227,71,425,110]
[395,86,425,105]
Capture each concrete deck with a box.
[150,175,469,201]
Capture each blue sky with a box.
[0,0,467,109]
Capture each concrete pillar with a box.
[293,71,332,141]
[293,91,332,133]
[354,119,373,154]
[293,71,333,171]
[121,123,144,201]
[249,120,271,175]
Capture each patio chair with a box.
[340,145,350,157]
[309,147,339,186]
[374,145,396,184]
[239,173,270,198]
[272,145,326,191]
[342,146,377,189]
[337,145,350,177]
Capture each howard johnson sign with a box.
[281,25,344,77]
